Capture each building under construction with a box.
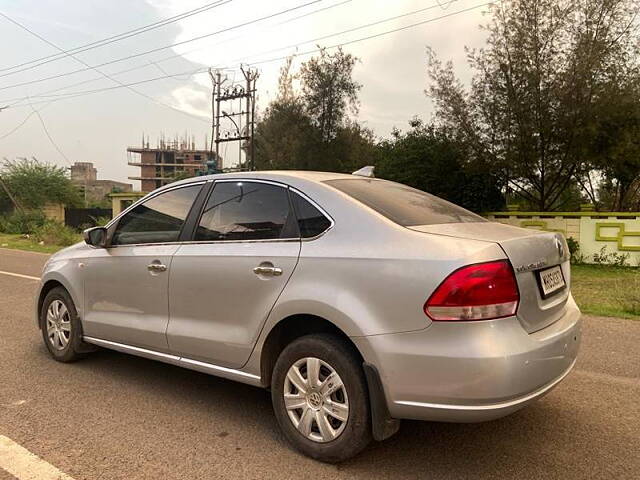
[127,134,221,192]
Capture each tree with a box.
[587,78,640,210]
[254,50,373,173]
[299,47,361,142]
[376,119,504,213]
[0,157,82,211]
[427,0,640,211]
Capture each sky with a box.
[0,0,491,188]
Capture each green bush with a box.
[0,210,46,234]
[566,236,585,264]
[33,221,79,247]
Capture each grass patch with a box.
[571,264,640,319]
[0,232,81,254]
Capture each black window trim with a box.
[182,179,334,244]
[185,178,301,245]
[106,181,208,248]
[288,186,334,241]
[104,178,335,246]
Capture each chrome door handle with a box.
[147,263,167,272]
[253,266,283,276]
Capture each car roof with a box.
[184,170,354,183]
[163,170,359,191]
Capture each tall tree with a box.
[299,47,361,142]
[254,50,373,173]
[427,0,640,211]
[586,78,640,210]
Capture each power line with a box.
[1,2,487,112]
[1,0,352,108]
[0,105,48,140]
[27,98,71,164]
[0,0,322,92]
[0,11,211,124]
[243,0,464,65]
[0,0,233,75]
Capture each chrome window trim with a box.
[107,237,302,248]
[192,178,297,245]
[105,180,209,229]
[213,178,287,187]
[105,180,210,248]
[288,186,335,242]
[104,178,335,247]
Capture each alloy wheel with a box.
[283,357,349,443]
[46,299,71,351]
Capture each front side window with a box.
[291,192,332,238]
[111,185,201,245]
[195,181,293,241]
[324,178,486,227]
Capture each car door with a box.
[167,179,301,368]
[82,183,204,351]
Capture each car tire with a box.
[271,333,372,462]
[40,287,88,363]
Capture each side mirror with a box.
[83,226,107,248]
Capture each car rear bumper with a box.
[352,294,581,422]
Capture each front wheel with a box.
[40,287,88,363]
[271,334,372,462]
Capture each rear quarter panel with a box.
[243,182,507,374]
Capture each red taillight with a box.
[424,260,519,321]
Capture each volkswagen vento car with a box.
[36,171,581,462]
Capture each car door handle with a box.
[253,266,283,276]
[147,263,167,272]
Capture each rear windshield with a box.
[324,178,486,227]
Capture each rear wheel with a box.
[271,334,371,462]
[40,287,88,362]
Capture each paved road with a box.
[0,248,638,479]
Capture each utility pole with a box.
[209,66,259,171]
[241,65,259,171]
[209,68,226,170]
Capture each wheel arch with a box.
[259,313,365,389]
[36,276,79,328]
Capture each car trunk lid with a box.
[409,222,570,333]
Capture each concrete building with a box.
[70,162,133,205]
[127,138,221,192]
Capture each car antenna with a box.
[352,166,375,178]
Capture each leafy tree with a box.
[586,78,640,210]
[427,0,640,211]
[255,51,374,173]
[299,47,361,142]
[254,97,316,171]
[376,119,504,212]
[0,157,82,211]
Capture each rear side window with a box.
[195,181,293,241]
[112,185,202,245]
[324,178,485,226]
[291,192,332,238]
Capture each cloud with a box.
[168,84,211,118]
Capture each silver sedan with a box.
[35,171,581,462]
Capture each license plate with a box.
[537,265,566,299]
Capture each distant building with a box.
[70,162,133,204]
[127,136,221,192]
